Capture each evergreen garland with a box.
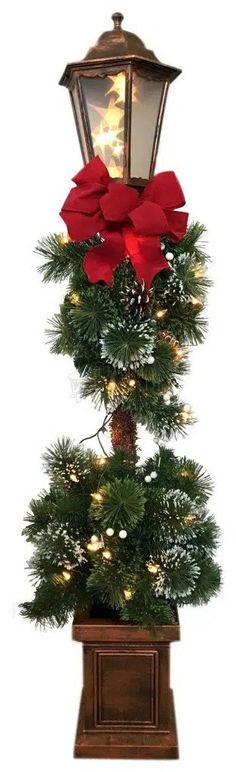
[21,222,221,627]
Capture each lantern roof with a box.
[59,12,181,86]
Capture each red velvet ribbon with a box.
[60,156,188,288]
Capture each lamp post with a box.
[59,12,181,187]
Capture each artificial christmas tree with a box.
[21,13,221,760]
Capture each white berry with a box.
[145,475,151,483]
[106,528,114,537]
[151,471,157,479]
[91,534,99,543]
[119,529,127,539]
[166,251,174,261]
[147,355,155,364]
[163,391,171,404]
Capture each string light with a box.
[180,404,193,423]
[102,549,112,560]
[193,265,204,279]
[59,233,70,245]
[146,560,160,575]
[179,469,191,478]
[128,378,136,388]
[87,540,102,553]
[62,570,71,582]
[184,514,196,525]
[96,457,107,467]
[156,308,168,319]
[174,346,185,361]
[91,535,99,544]
[124,588,134,600]
[106,379,117,397]
[53,570,71,584]
[68,291,80,305]
[90,492,103,503]
[106,527,114,536]
[190,296,202,307]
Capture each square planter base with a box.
[74,688,179,759]
[72,610,180,760]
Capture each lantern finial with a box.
[112,12,124,29]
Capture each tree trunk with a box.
[111,407,137,458]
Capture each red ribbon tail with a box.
[123,227,169,288]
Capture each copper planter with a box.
[72,609,180,759]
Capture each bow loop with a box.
[72,155,110,187]
[142,171,186,210]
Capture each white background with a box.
[1,0,236,769]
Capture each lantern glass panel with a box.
[130,72,165,180]
[71,84,89,163]
[80,71,126,177]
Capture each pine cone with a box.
[122,280,154,319]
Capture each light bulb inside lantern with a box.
[90,75,126,179]
[105,73,126,103]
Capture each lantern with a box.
[59,12,181,187]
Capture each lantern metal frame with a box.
[59,13,181,187]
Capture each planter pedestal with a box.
[72,611,180,759]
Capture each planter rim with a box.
[72,608,180,643]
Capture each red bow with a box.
[60,156,188,288]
